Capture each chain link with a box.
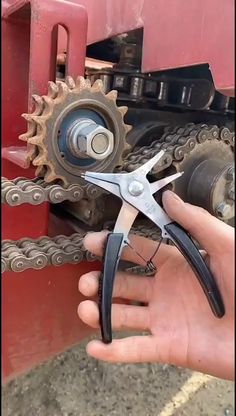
[2,124,234,207]
[2,123,234,274]
[1,177,102,206]
[1,233,99,273]
[122,124,234,173]
[1,223,162,274]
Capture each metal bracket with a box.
[2,0,88,168]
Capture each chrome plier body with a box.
[82,150,225,343]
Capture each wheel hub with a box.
[187,160,234,220]
[66,118,114,160]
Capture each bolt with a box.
[128,180,144,196]
[91,133,109,154]
[67,118,114,160]
[216,202,232,219]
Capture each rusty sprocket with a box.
[20,76,131,185]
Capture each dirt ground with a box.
[2,336,234,416]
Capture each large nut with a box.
[67,118,114,161]
[216,202,232,219]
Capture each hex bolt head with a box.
[128,180,144,196]
[216,202,232,219]
[67,118,114,161]
[91,133,109,154]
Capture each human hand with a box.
[78,190,234,380]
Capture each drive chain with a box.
[1,177,102,206]
[122,123,234,173]
[1,233,98,274]
[2,223,162,274]
[1,123,234,273]
[2,123,234,206]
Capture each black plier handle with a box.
[82,150,225,343]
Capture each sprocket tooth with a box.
[19,134,27,142]
[29,116,47,135]
[19,128,36,141]
[125,142,131,151]
[125,124,132,133]
[48,81,58,99]
[91,79,104,92]
[27,135,44,146]
[85,78,91,88]
[75,76,87,91]
[35,165,47,178]
[55,81,69,101]
[118,106,128,116]
[32,147,47,166]
[19,114,37,140]
[42,96,54,117]
[106,90,118,101]
[32,95,44,115]
[65,76,76,89]
[21,113,34,122]
[27,143,38,161]
[44,164,63,184]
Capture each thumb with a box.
[162,190,233,255]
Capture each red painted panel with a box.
[60,0,235,95]
[2,0,91,383]
[2,262,99,383]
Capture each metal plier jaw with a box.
[82,150,225,343]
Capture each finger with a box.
[86,336,158,363]
[79,270,152,302]
[78,300,150,331]
[83,231,175,267]
[162,190,234,254]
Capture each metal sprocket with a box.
[19,76,131,185]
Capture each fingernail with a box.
[163,190,182,202]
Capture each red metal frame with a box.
[2,0,234,382]
[59,0,234,96]
[2,0,94,383]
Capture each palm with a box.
[148,248,233,373]
[78,192,234,380]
